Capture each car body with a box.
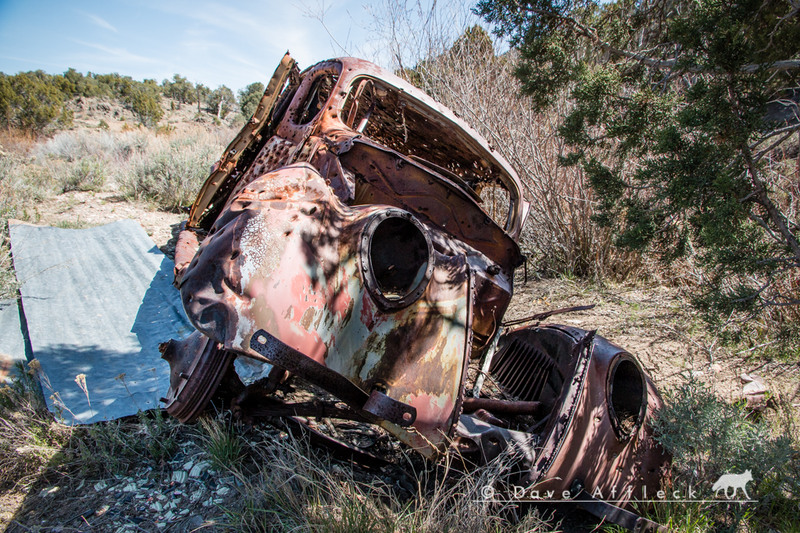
[160,54,669,521]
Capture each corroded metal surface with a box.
[177,163,471,455]
[161,53,670,524]
[495,326,669,502]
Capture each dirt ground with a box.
[507,276,800,408]
[31,190,185,257]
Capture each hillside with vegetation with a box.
[1,0,799,531]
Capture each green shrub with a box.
[126,85,163,127]
[652,380,799,529]
[238,82,265,118]
[59,157,106,192]
[0,72,66,134]
[120,136,217,211]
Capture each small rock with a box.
[742,375,767,396]
[743,379,767,395]
[216,487,231,497]
[189,461,210,478]
[182,460,194,472]
[121,483,137,493]
[190,489,205,502]
[39,486,59,498]
[710,363,722,373]
[164,510,175,521]
[94,481,108,492]
[746,393,768,410]
[184,515,204,530]
[691,370,704,378]
[150,502,163,513]
[171,471,188,484]
[740,373,754,383]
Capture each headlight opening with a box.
[360,209,434,310]
[607,354,648,440]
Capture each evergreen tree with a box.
[1,71,65,133]
[238,82,265,118]
[208,85,235,118]
[478,0,800,316]
[126,80,163,126]
[162,74,195,104]
[195,83,210,113]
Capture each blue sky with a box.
[0,0,387,91]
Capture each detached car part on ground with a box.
[160,54,670,530]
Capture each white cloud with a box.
[86,13,118,33]
[72,40,160,65]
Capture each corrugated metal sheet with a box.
[9,219,192,423]
[0,299,30,381]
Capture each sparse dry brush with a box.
[33,126,231,209]
[120,130,225,211]
[370,0,646,281]
[0,362,71,489]
[0,122,233,299]
[209,416,556,533]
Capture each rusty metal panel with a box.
[188,53,299,228]
[175,163,472,455]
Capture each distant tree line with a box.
[0,68,268,135]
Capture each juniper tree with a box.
[208,85,235,119]
[478,0,800,317]
[162,74,195,104]
[238,82,265,119]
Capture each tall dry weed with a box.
[0,361,71,489]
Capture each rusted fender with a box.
[177,163,473,456]
[521,326,670,505]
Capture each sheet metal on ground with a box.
[0,299,30,381]
[9,219,193,424]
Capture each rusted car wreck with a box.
[160,54,669,530]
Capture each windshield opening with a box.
[341,76,514,229]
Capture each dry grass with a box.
[1,371,561,533]
[210,417,558,533]
[0,362,71,489]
